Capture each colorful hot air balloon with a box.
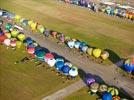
[67,40,75,48]
[44,53,54,62]
[3,39,10,46]
[0,35,7,43]
[47,58,56,67]
[4,32,11,38]
[55,61,64,71]
[90,82,99,93]
[17,34,26,42]
[11,30,19,37]
[74,41,81,49]
[37,24,45,34]
[124,58,134,73]
[24,37,33,45]
[93,48,102,58]
[99,84,108,93]
[27,46,35,54]
[10,39,17,47]
[62,65,71,75]
[35,50,45,61]
[102,92,112,100]
[107,87,119,96]
[85,74,95,85]
[113,96,121,100]
[16,41,22,48]
[5,23,12,31]
[101,51,109,60]
[87,47,93,56]
[69,66,78,77]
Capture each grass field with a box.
[63,87,98,100]
[0,0,134,59]
[0,45,77,100]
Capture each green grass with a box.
[0,45,77,100]
[63,87,98,100]
[0,0,134,59]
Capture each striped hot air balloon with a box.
[107,87,119,96]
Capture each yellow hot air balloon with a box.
[87,48,93,56]
[31,22,37,31]
[14,15,21,22]
[101,51,109,60]
[93,49,102,58]
[11,30,19,38]
[28,20,34,26]
[17,34,26,42]
[16,41,22,48]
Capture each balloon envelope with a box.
[85,74,95,85]
[17,34,26,42]
[4,39,10,46]
[102,92,112,100]
[0,35,7,43]
[16,41,22,48]
[55,61,64,71]
[47,58,56,67]
[69,66,78,77]
[62,65,71,75]
[24,37,33,45]
[67,40,75,48]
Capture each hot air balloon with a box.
[59,34,65,43]
[0,35,7,43]
[102,92,112,100]
[17,34,26,42]
[44,53,54,62]
[5,32,11,38]
[93,48,102,58]
[101,51,109,60]
[35,50,45,61]
[87,47,93,56]
[24,37,33,45]
[74,41,81,49]
[124,58,134,73]
[47,58,56,67]
[67,40,75,48]
[99,84,108,93]
[79,42,87,51]
[10,38,17,47]
[16,41,22,48]
[5,23,12,31]
[44,29,50,37]
[30,22,37,31]
[85,74,95,85]
[55,61,64,71]
[11,30,19,38]
[0,20,3,26]
[62,65,71,75]
[81,45,88,53]
[113,96,121,100]
[37,24,45,34]
[14,15,21,22]
[107,87,119,96]
[69,66,78,77]
[27,46,35,54]
[3,38,10,46]
[51,31,57,38]
[90,82,99,94]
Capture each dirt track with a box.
[23,30,134,99]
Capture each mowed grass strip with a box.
[0,45,77,100]
[0,0,134,57]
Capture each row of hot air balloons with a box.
[11,12,110,61]
[0,21,79,78]
[85,74,126,100]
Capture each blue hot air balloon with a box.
[62,65,71,75]
[24,37,33,45]
[74,41,81,49]
[102,92,112,100]
[79,42,87,51]
[0,28,4,36]
[55,61,64,71]
[124,58,134,73]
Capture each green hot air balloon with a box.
[5,23,12,31]
[16,41,22,48]
[17,34,26,42]
[37,25,45,34]
[11,30,19,38]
